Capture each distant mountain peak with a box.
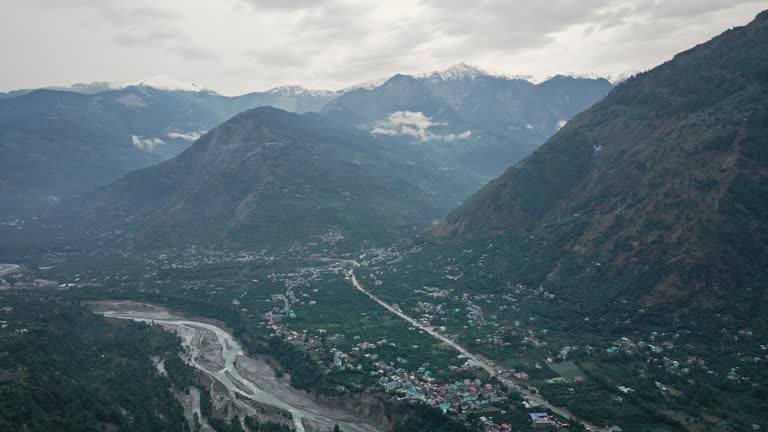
[545,72,611,82]
[339,76,390,93]
[498,72,536,82]
[340,65,612,94]
[423,63,489,81]
[420,63,537,83]
[67,81,125,93]
[266,85,337,97]
[128,75,215,93]
[606,69,644,84]
[386,73,420,83]
[0,77,218,96]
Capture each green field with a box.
[548,361,586,381]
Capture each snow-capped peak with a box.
[37,76,216,95]
[127,75,212,92]
[425,63,489,81]
[544,72,612,82]
[340,65,533,93]
[498,72,536,82]
[419,63,536,82]
[47,81,126,94]
[339,76,390,93]
[266,85,337,97]
[607,69,643,84]
[69,81,125,92]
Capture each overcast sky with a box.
[1,0,765,95]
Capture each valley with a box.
[6,244,591,431]
[343,264,595,430]
[2,5,768,432]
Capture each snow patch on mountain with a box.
[422,63,488,81]
[607,69,644,84]
[340,77,390,93]
[59,75,216,93]
[345,64,540,93]
[267,85,338,97]
[65,81,125,94]
[542,72,618,83]
[128,75,212,92]
[419,63,535,83]
[498,72,536,82]
[341,63,532,93]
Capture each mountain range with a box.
[72,107,479,250]
[0,66,612,220]
[324,66,613,178]
[0,83,336,217]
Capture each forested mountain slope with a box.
[0,84,336,218]
[436,10,768,307]
[74,107,478,250]
[0,294,191,432]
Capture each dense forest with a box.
[393,404,478,432]
[0,292,303,432]
[0,293,190,432]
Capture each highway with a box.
[0,264,20,277]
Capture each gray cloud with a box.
[2,0,766,94]
[112,28,179,46]
[419,0,612,54]
[167,131,205,141]
[35,0,216,61]
[131,135,165,151]
[174,45,219,61]
[240,0,329,11]
[372,111,472,142]
[242,48,309,68]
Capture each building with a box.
[530,412,555,428]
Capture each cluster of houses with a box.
[604,333,715,378]
[379,367,510,415]
[153,247,272,270]
[0,305,12,330]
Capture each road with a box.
[343,264,604,431]
[0,264,20,277]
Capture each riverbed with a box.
[90,301,381,432]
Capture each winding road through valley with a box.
[338,261,604,432]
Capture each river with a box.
[91,301,381,432]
